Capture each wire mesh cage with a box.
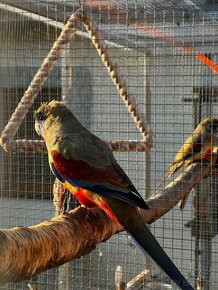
[0,0,218,289]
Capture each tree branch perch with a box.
[0,162,212,285]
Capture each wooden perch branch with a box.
[0,162,212,285]
[0,207,119,285]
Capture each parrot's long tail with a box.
[121,217,194,290]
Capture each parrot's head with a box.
[34,100,72,139]
[201,117,218,136]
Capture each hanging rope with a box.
[82,13,154,148]
[7,139,151,153]
[0,9,83,151]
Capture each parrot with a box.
[34,100,194,290]
[154,117,218,209]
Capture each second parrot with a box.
[154,117,218,208]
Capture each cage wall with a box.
[0,1,218,290]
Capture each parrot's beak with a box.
[35,121,44,137]
[35,121,41,136]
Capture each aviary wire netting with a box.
[0,0,218,289]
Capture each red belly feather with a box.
[77,188,120,224]
[64,177,120,223]
[203,148,212,160]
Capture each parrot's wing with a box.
[152,133,203,195]
[173,135,202,164]
[50,137,149,210]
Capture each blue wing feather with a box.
[63,176,149,210]
[50,162,65,183]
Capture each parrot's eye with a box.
[35,112,47,121]
[39,114,46,121]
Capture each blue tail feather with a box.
[122,220,194,290]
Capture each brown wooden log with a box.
[0,162,212,285]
